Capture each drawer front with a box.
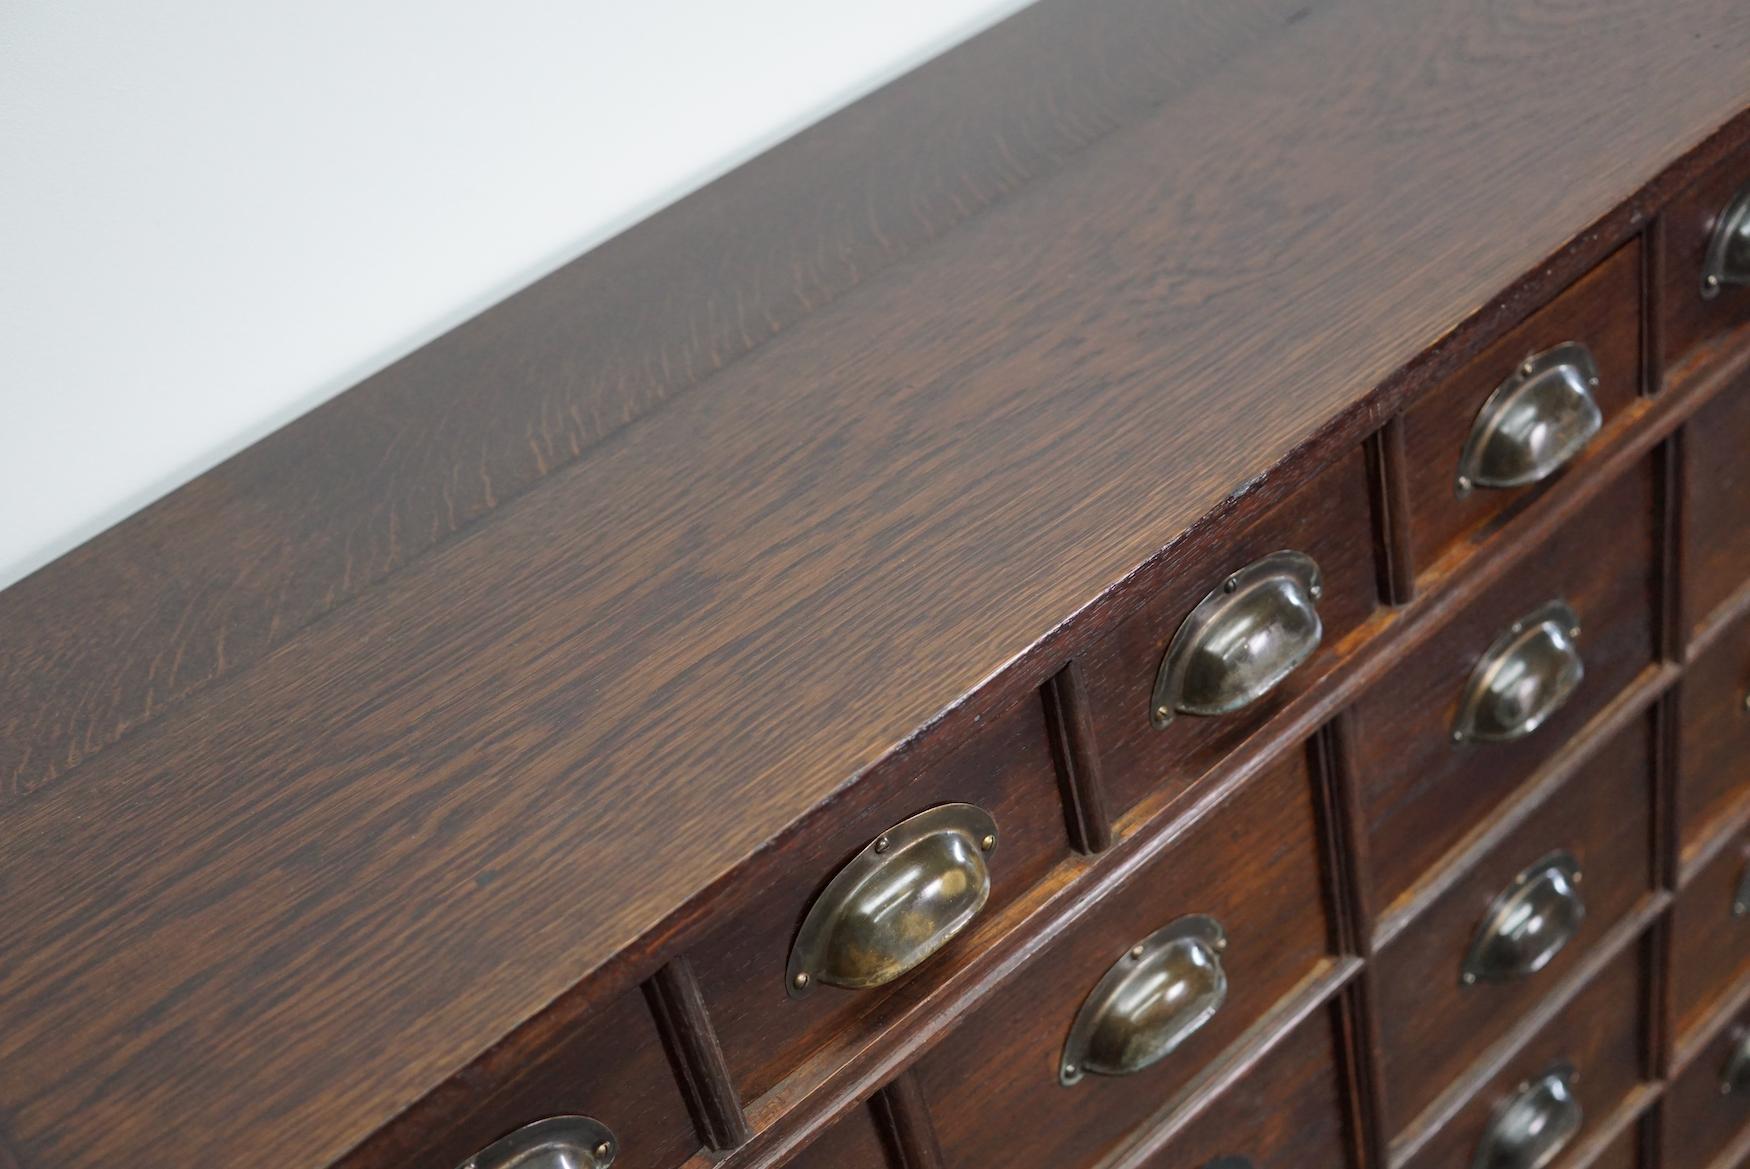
[1080,449,1377,822]
[1353,462,1659,906]
[1373,715,1653,1135]
[1659,144,1750,381]
[1397,941,1645,1169]
[1684,384,1750,638]
[1129,1004,1353,1169]
[693,694,1070,1104]
[1400,242,1641,581]
[1679,601,1750,856]
[914,747,1334,1169]
[410,987,697,1169]
[782,1100,892,1169]
[1667,1005,1750,1169]
[1674,833,1750,1044]
[1588,1121,1643,1169]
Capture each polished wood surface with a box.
[1372,715,1654,1134]
[914,748,1332,1169]
[1352,464,1658,907]
[1398,241,1643,582]
[5,3,1750,1168]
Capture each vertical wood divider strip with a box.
[1364,417,1417,606]
[1643,218,1666,396]
[872,1069,946,1169]
[1656,431,1689,664]
[1311,714,1388,1169]
[1042,663,1114,854]
[645,957,754,1151]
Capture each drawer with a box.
[1674,832,1750,1044]
[1658,143,1750,381]
[1080,448,1378,821]
[913,746,1335,1169]
[1127,1004,1353,1169]
[1373,715,1653,1135]
[1397,940,1645,1169]
[693,693,1070,1104]
[1679,602,1750,855]
[1587,1120,1643,1169]
[1352,462,1658,907]
[1667,1003,1750,1169]
[1399,242,1641,582]
[782,1099,891,1169]
[412,987,697,1169]
[1684,385,1750,640]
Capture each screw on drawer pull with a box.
[1702,184,1750,298]
[786,803,997,998]
[1059,915,1227,1086]
[1454,342,1602,497]
[1472,1063,1582,1169]
[455,1117,617,1169]
[1451,600,1584,745]
[1461,851,1584,987]
[1150,550,1324,730]
[1720,1027,1750,1095]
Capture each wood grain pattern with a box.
[1353,463,1659,906]
[1398,241,1643,581]
[646,957,752,1151]
[0,0,1324,804]
[1670,831,1750,1045]
[1658,141,1750,381]
[1126,1005,1353,1169]
[1678,603,1750,858]
[1681,374,1750,636]
[690,693,1067,1105]
[781,1099,892,1169]
[1395,940,1645,1169]
[1663,997,1750,1169]
[1372,715,1654,1135]
[913,748,1332,1169]
[1077,449,1378,823]
[3,3,1750,1168]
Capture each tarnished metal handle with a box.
[1452,600,1584,744]
[1702,184,1750,298]
[1060,915,1228,1086]
[1472,1064,1582,1169]
[1461,852,1585,987]
[1455,343,1603,496]
[787,803,997,997]
[456,1117,617,1169]
[1151,551,1324,729]
[1721,1028,1750,1095]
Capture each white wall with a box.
[0,0,1030,589]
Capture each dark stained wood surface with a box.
[0,0,1321,803]
[4,2,1750,1168]
[913,747,1333,1169]
[1126,1005,1353,1169]
[1372,715,1654,1134]
[1394,939,1646,1169]
[1352,464,1659,907]
[1398,241,1643,581]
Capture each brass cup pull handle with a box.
[1461,851,1585,986]
[1453,600,1584,744]
[1720,1027,1750,1095]
[1472,1063,1582,1169]
[1151,550,1324,729]
[1060,915,1228,1086]
[1455,342,1603,496]
[786,803,997,998]
[456,1117,617,1169]
[1702,184,1750,298]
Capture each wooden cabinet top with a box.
[3,1,1749,1165]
